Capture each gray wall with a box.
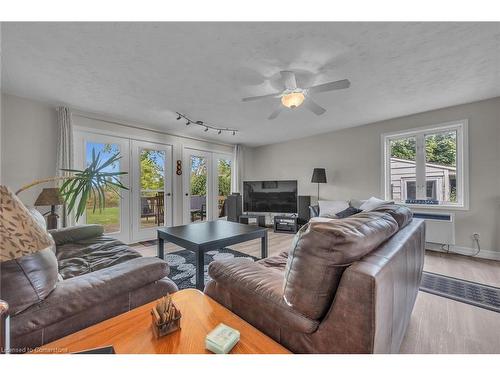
[1,94,58,205]
[244,97,500,256]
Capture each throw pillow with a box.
[318,200,349,218]
[349,198,366,209]
[359,196,393,211]
[335,206,362,218]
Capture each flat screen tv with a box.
[243,180,298,213]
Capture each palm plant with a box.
[16,150,128,221]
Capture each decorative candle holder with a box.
[151,294,181,338]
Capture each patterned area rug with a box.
[420,271,500,313]
[166,248,257,290]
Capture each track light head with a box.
[232,131,236,136]
[204,127,209,132]
[176,114,182,120]
[186,121,190,126]
[218,130,222,135]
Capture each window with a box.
[382,120,468,208]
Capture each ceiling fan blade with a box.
[280,71,297,90]
[268,106,284,120]
[306,79,350,94]
[303,97,326,116]
[242,92,281,102]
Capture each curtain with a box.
[56,107,74,227]
[231,144,242,194]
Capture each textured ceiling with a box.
[2,22,499,146]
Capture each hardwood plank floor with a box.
[135,228,500,354]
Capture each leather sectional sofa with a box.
[205,204,425,354]
[1,223,177,352]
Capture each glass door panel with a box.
[216,156,232,219]
[131,141,172,242]
[189,155,208,222]
[183,149,212,224]
[74,131,130,244]
[85,142,122,234]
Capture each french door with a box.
[183,149,212,223]
[74,132,131,243]
[131,140,173,242]
[183,149,233,223]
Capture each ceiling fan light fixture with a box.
[281,92,305,109]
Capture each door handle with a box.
[166,193,171,197]
[185,193,189,196]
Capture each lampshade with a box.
[34,188,64,206]
[0,185,54,262]
[281,92,305,109]
[311,168,327,183]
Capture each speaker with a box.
[226,193,242,222]
[297,195,311,225]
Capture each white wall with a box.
[1,94,58,205]
[244,97,500,258]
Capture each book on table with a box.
[205,323,240,354]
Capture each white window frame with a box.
[381,119,469,210]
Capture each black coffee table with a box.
[157,220,268,290]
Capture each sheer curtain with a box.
[56,107,74,227]
[231,144,242,194]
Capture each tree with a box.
[218,159,231,197]
[140,150,165,190]
[390,132,456,166]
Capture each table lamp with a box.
[34,188,64,230]
[311,168,327,202]
[0,185,55,354]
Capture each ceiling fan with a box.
[242,70,350,120]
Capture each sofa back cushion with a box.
[0,247,59,315]
[372,203,413,229]
[283,211,399,320]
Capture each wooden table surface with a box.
[35,289,290,354]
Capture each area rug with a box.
[166,248,258,290]
[420,271,500,313]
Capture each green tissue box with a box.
[205,323,240,354]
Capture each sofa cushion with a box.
[208,258,319,334]
[0,247,59,315]
[283,211,399,320]
[49,224,104,246]
[56,236,142,279]
[372,203,413,229]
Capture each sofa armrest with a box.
[49,224,104,245]
[11,257,170,338]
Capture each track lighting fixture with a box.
[174,112,239,136]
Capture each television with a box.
[243,180,298,213]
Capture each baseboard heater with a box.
[413,212,455,246]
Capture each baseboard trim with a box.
[426,242,500,261]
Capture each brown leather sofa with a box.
[1,223,177,352]
[205,204,425,353]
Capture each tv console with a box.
[273,215,299,234]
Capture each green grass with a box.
[86,207,120,233]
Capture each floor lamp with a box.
[311,168,327,202]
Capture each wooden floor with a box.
[134,229,500,354]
